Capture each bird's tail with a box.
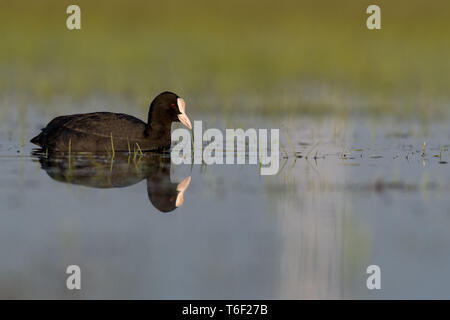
[30,133,43,146]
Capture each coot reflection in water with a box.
[31,151,191,213]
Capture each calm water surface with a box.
[0,108,449,299]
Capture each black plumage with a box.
[30,91,192,152]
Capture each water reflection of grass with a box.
[1,0,449,118]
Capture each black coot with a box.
[30,91,192,152]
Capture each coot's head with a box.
[147,91,192,130]
[147,176,191,213]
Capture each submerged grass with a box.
[68,138,72,170]
[135,143,144,156]
[284,131,297,159]
[422,142,427,157]
[110,133,115,159]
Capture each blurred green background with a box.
[0,0,449,117]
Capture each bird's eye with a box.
[171,103,176,108]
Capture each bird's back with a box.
[31,112,148,151]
